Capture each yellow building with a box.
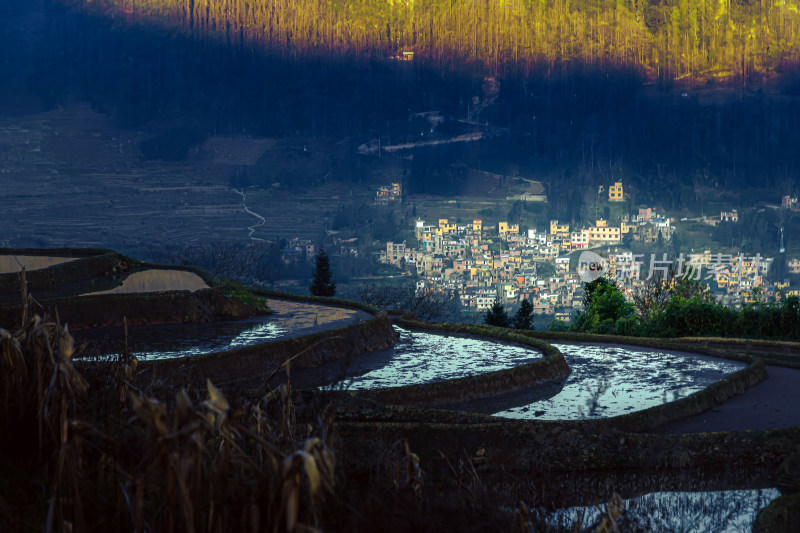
[589,225,621,243]
[472,219,482,233]
[550,220,570,235]
[498,222,519,235]
[621,221,636,234]
[438,218,456,234]
[609,182,624,202]
[596,219,608,228]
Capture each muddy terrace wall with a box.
[133,313,398,390]
[349,319,571,407]
[330,403,800,479]
[0,248,229,298]
[0,248,262,329]
[0,249,138,301]
[522,330,800,368]
[1,287,260,330]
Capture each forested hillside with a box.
[4,0,800,214]
[72,0,800,79]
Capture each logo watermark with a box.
[577,251,609,282]
[578,251,769,283]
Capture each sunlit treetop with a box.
[72,0,800,78]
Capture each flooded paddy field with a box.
[488,343,746,420]
[0,254,77,274]
[323,326,543,390]
[73,299,369,360]
[542,488,779,532]
[515,465,779,532]
[74,320,747,424]
[320,332,745,420]
[83,268,209,295]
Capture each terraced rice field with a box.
[326,326,542,390]
[265,299,362,330]
[0,254,76,274]
[74,299,369,360]
[323,333,745,421]
[83,269,209,294]
[491,343,746,420]
[545,488,779,532]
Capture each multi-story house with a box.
[570,229,591,249]
[550,220,570,237]
[720,210,739,223]
[384,241,406,266]
[438,218,457,234]
[498,221,520,236]
[609,181,624,202]
[589,220,621,244]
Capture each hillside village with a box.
[378,182,793,321]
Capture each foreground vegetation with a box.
[554,275,800,341]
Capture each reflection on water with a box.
[73,300,370,361]
[74,318,286,360]
[328,326,542,389]
[543,488,779,533]
[493,343,746,420]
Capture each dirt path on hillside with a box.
[653,365,800,433]
[232,188,266,241]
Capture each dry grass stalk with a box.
[1,274,338,532]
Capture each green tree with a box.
[513,298,534,329]
[485,298,510,328]
[576,277,634,333]
[310,247,336,297]
[622,231,634,248]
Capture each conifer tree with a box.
[310,247,336,297]
[484,297,510,328]
[513,298,534,330]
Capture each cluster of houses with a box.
[701,209,740,226]
[379,210,676,317]
[368,183,800,317]
[279,238,316,264]
[378,207,799,318]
